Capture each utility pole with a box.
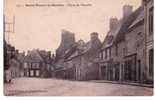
[4,15,15,82]
[4,15,15,44]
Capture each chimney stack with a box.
[109,18,118,30]
[27,50,30,55]
[15,50,19,54]
[48,51,51,57]
[61,29,75,43]
[141,0,145,6]
[123,5,133,18]
[90,32,99,41]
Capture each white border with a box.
[0,0,154,100]
[0,0,4,98]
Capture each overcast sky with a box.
[4,0,141,54]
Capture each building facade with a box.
[55,32,102,81]
[98,17,120,81]
[143,0,154,83]
[98,5,134,81]
[122,6,145,82]
[23,50,52,78]
[4,41,24,80]
[98,2,153,84]
[54,30,76,78]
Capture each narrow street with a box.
[4,78,153,96]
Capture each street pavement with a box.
[4,78,153,96]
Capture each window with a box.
[105,49,107,59]
[101,66,107,80]
[29,63,32,68]
[35,63,39,68]
[121,64,124,80]
[103,51,105,59]
[124,60,132,81]
[100,51,104,59]
[149,49,153,77]
[109,48,111,58]
[99,52,102,59]
[107,49,109,58]
[102,51,104,59]
[115,44,118,56]
[123,48,125,57]
[24,62,27,68]
[137,60,141,81]
[47,64,50,70]
[27,71,29,76]
[36,70,40,77]
[37,63,40,68]
[30,70,34,76]
[149,7,153,34]
[115,63,120,81]
[31,63,40,69]
[32,63,35,68]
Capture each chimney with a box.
[61,29,75,43]
[109,18,118,30]
[141,0,145,6]
[52,54,55,58]
[15,50,19,54]
[48,51,51,57]
[123,5,133,18]
[141,0,150,6]
[90,32,99,41]
[27,50,30,55]
[22,51,25,56]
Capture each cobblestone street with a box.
[4,78,153,96]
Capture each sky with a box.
[4,0,141,54]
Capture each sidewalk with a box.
[89,80,154,88]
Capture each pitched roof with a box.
[16,53,25,63]
[4,42,15,51]
[64,38,101,61]
[24,50,44,63]
[64,43,78,60]
[38,50,51,63]
[101,19,123,49]
[129,9,144,28]
[114,6,143,44]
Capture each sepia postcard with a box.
[4,0,154,96]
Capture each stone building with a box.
[4,40,15,70]
[10,51,25,78]
[98,5,134,81]
[56,29,75,59]
[4,41,24,79]
[143,0,154,83]
[98,17,122,81]
[65,32,102,80]
[9,57,21,78]
[113,6,145,82]
[98,3,153,84]
[112,5,135,82]
[23,50,52,78]
[16,52,25,77]
[54,30,76,78]
[55,32,102,80]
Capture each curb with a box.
[90,80,154,88]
